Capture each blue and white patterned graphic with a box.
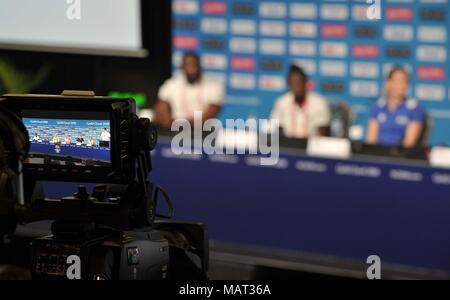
[172,0,450,145]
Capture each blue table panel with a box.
[150,142,450,272]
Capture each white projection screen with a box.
[0,0,147,57]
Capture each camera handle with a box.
[134,149,174,224]
[135,118,174,221]
[154,185,174,219]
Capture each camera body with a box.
[3,92,141,183]
[0,92,208,280]
[30,226,170,280]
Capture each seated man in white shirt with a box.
[100,128,111,142]
[154,52,224,129]
[270,65,331,138]
[99,128,111,147]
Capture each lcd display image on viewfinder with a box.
[22,110,111,167]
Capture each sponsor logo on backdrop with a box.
[261,59,284,71]
[202,54,227,70]
[203,1,227,15]
[416,66,446,80]
[416,66,445,80]
[420,8,446,21]
[321,4,349,20]
[230,20,256,35]
[417,26,447,43]
[320,42,348,58]
[203,38,226,50]
[384,25,414,42]
[335,164,381,177]
[289,41,316,57]
[259,2,287,18]
[201,18,227,34]
[321,24,348,38]
[231,57,255,71]
[230,38,257,54]
[293,59,316,75]
[260,21,286,37]
[260,39,286,55]
[352,44,379,58]
[415,84,446,101]
[230,74,256,90]
[295,161,327,173]
[173,0,199,15]
[204,72,226,86]
[319,60,347,77]
[290,22,317,38]
[390,170,423,182]
[174,19,197,31]
[173,35,198,49]
[416,45,447,62]
[259,76,286,91]
[353,26,378,38]
[419,0,448,4]
[290,3,317,19]
[352,5,378,21]
[385,46,410,59]
[351,62,379,78]
[420,0,448,4]
[432,173,450,185]
[385,7,413,21]
[321,81,345,93]
[232,2,255,15]
[350,81,379,97]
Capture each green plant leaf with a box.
[0,58,51,94]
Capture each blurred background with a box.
[2,0,450,279]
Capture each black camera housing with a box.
[2,93,138,184]
[0,92,209,280]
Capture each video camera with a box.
[0,91,208,280]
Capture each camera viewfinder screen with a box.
[22,110,111,167]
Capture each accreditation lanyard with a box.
[180,79,205,119]
[290,99,309,138]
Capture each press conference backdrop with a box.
[0,0,145,57]
[172,0,450,145]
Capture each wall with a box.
[0,1,172,108]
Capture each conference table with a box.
[40,133,450,278]
[148,135,450,277]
